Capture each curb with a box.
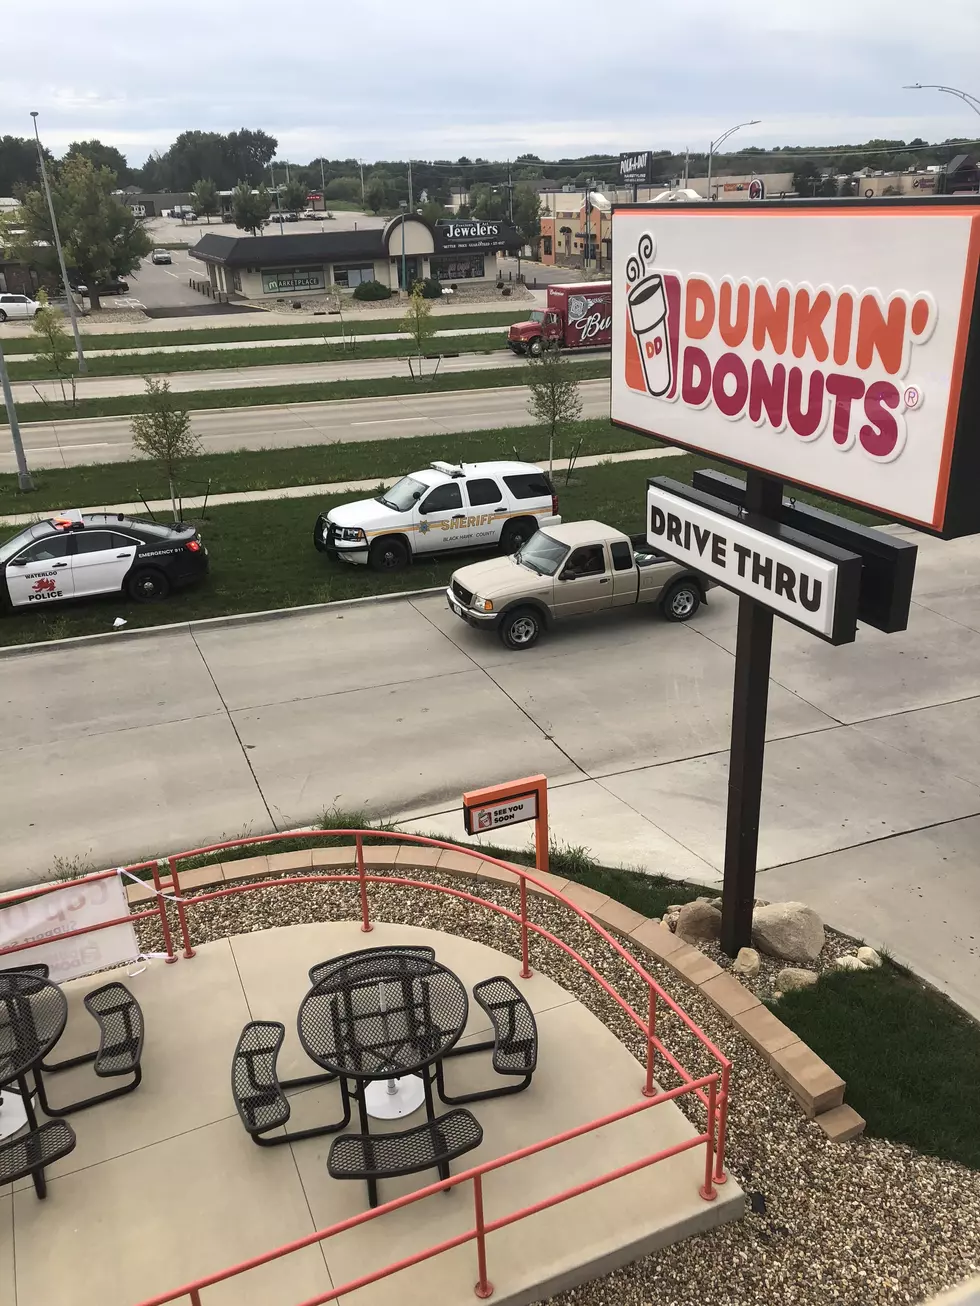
[0,585,446,659]
[127,847,865,1142]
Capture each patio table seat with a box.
[0,1119,76,1197]
[37,982,145,1116]
[231,1019,349,1147]
[437,976,537,1104]
[327,1107,482,1207]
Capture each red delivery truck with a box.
[507,282,612,356]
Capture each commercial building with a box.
[189,214,520,299]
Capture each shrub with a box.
[352,279,392,301]
[420,277,443,300]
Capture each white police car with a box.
[0,512,209,610]
[314,460,560,571]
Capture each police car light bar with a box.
[430,461,464,478]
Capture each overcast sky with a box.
[5,0,980,165]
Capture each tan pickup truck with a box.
[446,520,711,650]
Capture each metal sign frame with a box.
[462,775,549,873]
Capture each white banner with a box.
[0,875,140,983]
[467,794,538,834]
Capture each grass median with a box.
[4,330,513,381]
[5,358,608,425]
[0,418,652,516]
[0,450,882,648]
[0,308,530,355]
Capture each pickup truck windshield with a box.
[378,475,427,512]
[529,310,544,324]
[516,530,569,576]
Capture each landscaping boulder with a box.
[833,954,868,972]
[856,946,882,968]
[675,899,722,944]
[732,947,760,979]
[775,967,819,994]
[752,901,825,963]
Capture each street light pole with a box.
[0,338,34,491]
[319,157,326,211]
[707,119,761,200]
[904,83,980,117]
[30,111,86,374]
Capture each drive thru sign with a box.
[463,775,549,873]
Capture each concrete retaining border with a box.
[126,846,866,1143]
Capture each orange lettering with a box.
[752,284,790,354]
[856,294,906,375]
[719,281,750,347]
[791,288,831,361]
[685,278,715,340]
[833,292,854,366]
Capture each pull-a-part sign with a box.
[612,200,980,537]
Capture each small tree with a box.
[279,178,308,212]
[401,282,437,377]
[130,378,201,520]
[192,177,220,223]
[231,182,271,235]
[30,292,76,407]
[364,179,387,213]
[525,350,583,477]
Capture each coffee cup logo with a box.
[627,233,673,398]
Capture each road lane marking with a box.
[351,417,429,426]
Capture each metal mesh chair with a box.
[0,1119,76,1200]
[328,1107,483,1208]
[308,945,436,988]
[0,962,50,979]
[36,982,145,1115]
[231,1020,350,1147]
[437,976,538,1105]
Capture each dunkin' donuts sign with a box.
[611,204,980,534]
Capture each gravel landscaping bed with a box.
[135,868,980,1306]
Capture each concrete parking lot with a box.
[2,523,979,1017]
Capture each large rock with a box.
[856,946,882,968]
[775,967,818,994]
[732,947,760,979]
[674,899,722,944]
[833,954,868,972]
[752,902,825,963]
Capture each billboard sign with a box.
[620,152,654,185]
[612,201,980,536]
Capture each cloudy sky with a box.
[5,0,980,164]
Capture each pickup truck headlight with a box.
[472,595,494,612]
[333,526,367,543]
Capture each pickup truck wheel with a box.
[662,581,701,622]
[500,607,542,650]
[500,518,538,555]
[369,536,409,571]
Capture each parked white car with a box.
[0,293,40,322]
[314,460,561,571]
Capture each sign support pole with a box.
[720,471,782,956]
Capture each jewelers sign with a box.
[611,202,980,536]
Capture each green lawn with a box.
[0,418,651,516]
[4,358,608,425]
[4,330,512,381]
[0,309,530,355]
[0,450,881,647]
[772,965,980,1169]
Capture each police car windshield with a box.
[516,530,569,576]
[0,526,43,564]
[378,476,427,512]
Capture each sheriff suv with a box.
[314,460,560,571]
[0,512,209,610]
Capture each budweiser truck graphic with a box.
[508,282,612,356]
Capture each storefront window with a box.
[333,264,376,288]
[261,267,325,294]
[429,255,486,281]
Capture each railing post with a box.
[519,875,531,979]
[168,857,196,960]
[356,835,373,933]
[642,986,657,1097]
[189,1288,203,1306]
[699,1076,718,1202]
[472,1174,494,1299]
[714,1063,730,1185]
[153,859,177,964]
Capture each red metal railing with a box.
[0,830,733,1304]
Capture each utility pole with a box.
[359,160,365,207]
[30,111,86,375]
[0,339,34,491]
[319,157,326,210]
[270,165,283,233]
[408,160,413,211]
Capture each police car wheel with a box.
[369,536,409,571]
[127,567,170,603]
[500,607,541,650]
[662,582,700,622]
[500,518,537,555]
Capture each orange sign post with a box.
[462,775,549,875]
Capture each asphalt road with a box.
[3,379,612,470]
[11,348,599,405]
[3,524,979,1018]
[114,247,209,312]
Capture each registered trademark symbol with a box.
[904,386,921,409]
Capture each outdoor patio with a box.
[0,918,743,1306]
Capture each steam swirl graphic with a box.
[626,232,656,283]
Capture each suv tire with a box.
[499,607,542,650]
[661,580,701,622]
[499,518,538,555]
[369,536,410,571]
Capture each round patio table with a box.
[0,971,68,1140]
[298,951,468,1125]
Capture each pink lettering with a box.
[860,381,901,458]
[786,367,825,439]
[748,360,786,427]
[711,352,749,418]
[681,346,711,406]
[825,374,865,446]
